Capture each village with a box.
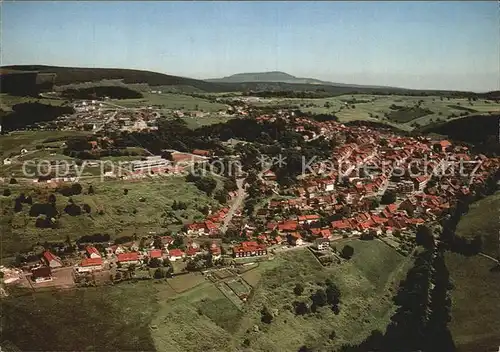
[1,101,499,305]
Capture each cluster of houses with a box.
[30,235,223,282]
[20,107,500,284]
[180,111,499,257]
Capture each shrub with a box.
[64,203,82,216]
[58,183,83,196]
[82,203,91,213]
[260,307,273,324]
[153,268,165,279]
[2,189,11,197]
[340,245,354,260]
[293,283,304,296]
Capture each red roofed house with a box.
[77,258,104,273]
[186,246,201,258]
[31,266,52,283]
[192,149,211,157]
[320,228,332,239]
[210,243,222,260]
[331,220,352,231]
[42,251,63,268]
[149,249,163,260]
[287,232,304,246]
[186,221,218,236]
[278,220,299,232]
[297,214,320,225]
[168,248,185,262]
[439,140,452,152]
[86,246,101,259]
[262,169,277,181]
[414,175,430,192]
[117,252,140,266]
[233,241,267,258]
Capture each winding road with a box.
[220,177,247,234]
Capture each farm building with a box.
[31,266,52,283]
[42,251,63,268]
[76,258,104,273]
[232,242,267,258]
[86,246,101,259]
[117,252,140,266]
[168,249,185,262]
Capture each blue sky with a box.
[3,1,499,91]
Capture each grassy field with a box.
[446,252,500,351]
[0,130,90,159]
[445,192,500,351]
[0,177,219,260]
[0,93,67,111]
[229,240,413,351]
[110,92,229,112]
[0,241,415,351]
[1,283,159,351]
[151,281,239,352]
[252,94,500,130]
[455,191,500,258]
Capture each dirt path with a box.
[220,178,246,234]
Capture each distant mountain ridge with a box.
[2,65,496,98]
[206,71,394,89]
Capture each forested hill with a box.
[1,65,234,92]
[419,114,500,155]
[2,65,499,99]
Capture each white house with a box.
[315,238,330,251]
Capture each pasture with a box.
[251,94,500,129]
[150,281,238,352]
[0,177,219,260]
[455,191,500,258]
[228,240,413,351]
[1,283,158,352]
[0,130,90,159]
[446,252,500,351]
[0,93,67,112]
[110,92,229,112]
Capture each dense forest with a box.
[419,114,500,155]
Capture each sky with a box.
[3,1,499,92]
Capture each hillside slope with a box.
[419,114,500,154]
[1,65,237,92]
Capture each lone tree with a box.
[153,267,165,279]
[381,190,397,204]
[260,307,273,324]
[340,245,354,260]
[293,283,304,296]
[48,193,57,204]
